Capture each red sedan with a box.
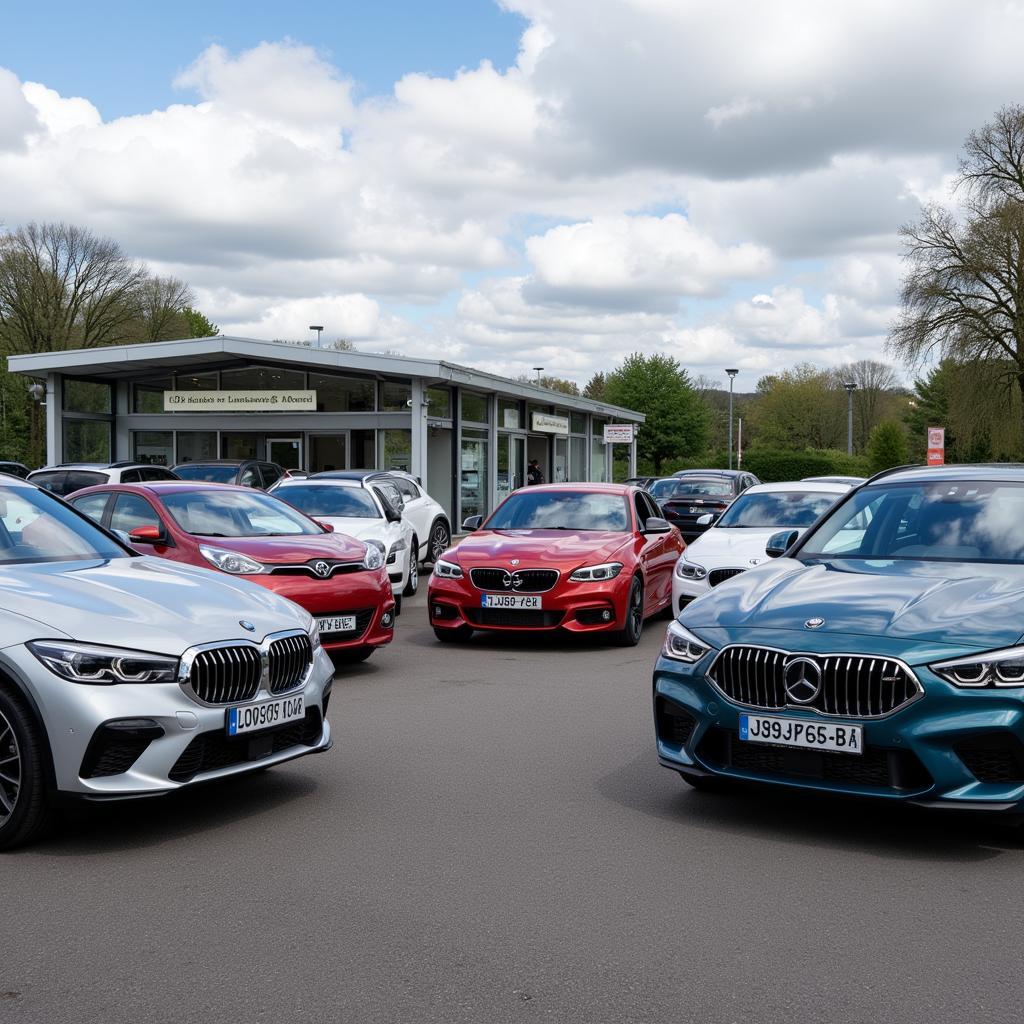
[428,483,684,645]
[67,482,395,663]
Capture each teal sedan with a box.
[654,465,1024,817]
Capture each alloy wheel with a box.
[429,522,451,563]
[629,581,643,640]
[0,708,22,826]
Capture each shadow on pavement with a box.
[598,748,1023,863]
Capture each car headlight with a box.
[569,562,623,582]
[433,557,463,579]
[199,545,267,575]
[674,557,707,580]
[661,621,713,663]
[307,619,322,652]
[363,544,385,570]
[931,646,1024,687]
[28,640,179,685]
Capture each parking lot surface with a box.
[4,592,1024,1023]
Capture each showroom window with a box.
[133,431,173,466]
[380,382,412,412]
[310,373,375,412]
[570,412,587,435]
[461,391,488,424]
[498,398,521,430]
[460,428,489,519]
[380,429,412,471]
[174,371,218,391]
[133,376,173,414]
[221,433,262,460]
[64,420,111,462]
[176,431,217,464]
[569,435,588,481]
[426,387,451,418]
[63,379,111,414]
[220,365,306,391]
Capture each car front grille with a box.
[464,608,565,628]
[168,708,323,783]
[267,560,363,578]
[707,646,922,719]
[708,567,746,588]
[469,567,559,593]
[268,633,313,694]
[188,645,263,705]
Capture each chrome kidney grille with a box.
[470,567,559,592]
[707,646,922,719]
[183,630,313,705]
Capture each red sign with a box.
[927,426,945,466]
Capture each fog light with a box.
[602,610,612,621]
[381,611,394,628]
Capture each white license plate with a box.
[227,694,305,736]
[739,714,862,755]
[481,594,542,610]
[317,614,356,634]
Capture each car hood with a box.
[313,518,387,544]
[684,556,1024,649]
[683,527,784,568]
[0,556,310,655]
[452,530,629,569]
[193,531,366,563]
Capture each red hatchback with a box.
[67,482,395,663]
[428,483,684,646]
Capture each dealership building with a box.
[9,336,643,523]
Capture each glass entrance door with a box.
[552,436,568,483]
[497,434,526,501]
[268,437,303,470]
[309,434,348,472]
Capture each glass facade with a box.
[380,382,412,412]
[460,428,488,519]
[426,387,451,418]
[64,420,111,462]
[176,431,217,464]
[220,365,306,391]
[311,373,375,412]
[310,435,346,473]
[380,429,412,471]
[133,431,174,466]
[461,391,488,424]
[64,380,111,414]
[498,399,521,430]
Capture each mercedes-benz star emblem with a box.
[239,620,255,632]
[804,616,825,629]
[313,561,331,578]
[784,656,822,704]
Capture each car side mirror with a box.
[462,515,483,532]
[314,519,334,533]
[766,529,799,558]
[643,516,672,534]
[696,513,715,526]
[129,525,164,545]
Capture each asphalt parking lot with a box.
[4,592,1024,1024]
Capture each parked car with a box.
[651,470,758,542]
[318,470,451,565]
[270,475,417,612]
[0,475,334,849]
[0,462,29,479]
[428,483,684,646]
[672,480,852,614]
[802,475,867,486]
[28,462,178,496]
[171,459,284,489]
[654,464,1024,819]
[623,476,657,490]
[67,482,395,664]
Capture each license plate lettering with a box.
[481,594,542,609]
[317,615,356,634]
[739,714,862,755]
[227,694,305,736]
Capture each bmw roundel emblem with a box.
[510,559,520,566]
[239,620,256,632]
[804,617,825,630]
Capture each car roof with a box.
[864,463,1024,486]
[171,459,254,467]
[671,468,748,478]
[744,480,852,495]
[70,481,248,497]
[508,482,636,495]
[310,470,374,481]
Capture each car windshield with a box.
[648,479,679,498]
[716,491,839,529]
[0,484,128,564]
[173,464,238,483]
[800,480,1024,562]
[485,490,630,531]
[274,484,380,519]
[659,479,733,499]
[161,489,322,537]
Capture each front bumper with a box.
[654,643,1024,812]
[428,572,633,633]
[3,641,335,798]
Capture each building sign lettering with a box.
[163,390,318,412]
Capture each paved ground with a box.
[4,591,1024,1023]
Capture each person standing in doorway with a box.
[527,459,544,485]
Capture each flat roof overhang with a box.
[8,336,644,423]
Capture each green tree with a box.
[602,353,709,473]
[517,374,580,396]
[583,372,606,400]
[866,420,910,474]
[749,364,845,450]
[183,306,219,338]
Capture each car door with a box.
[392,477,429,553]
[69,491,113,527]
[635,492,672,611]
[238,464,261,488]
[109,492,175,555]
[259,463,284,489]
[373,484,411,580]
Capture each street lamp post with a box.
[533,366,544,384]
[725,369,739,470]
[309,325,324,347]
[844,381,857,455]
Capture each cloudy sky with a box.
[3,0,1024,387]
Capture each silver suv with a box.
[0,476,333,849]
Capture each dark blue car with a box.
[654,465,1024,817]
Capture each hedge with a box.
[740,447,870,482]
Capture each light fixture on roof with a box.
[309,325,324,347]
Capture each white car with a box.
[672,480,853,614]
[374,471,452,565]
[270,475,418,612]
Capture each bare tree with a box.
[136,275,195,343]
[890,107,1024,434]
[831,359,899,450]
[0,222,148,354]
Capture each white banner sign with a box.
[531,412,569,435]
[603,423,635,443]
[164,390,318,412]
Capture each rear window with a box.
[276,485,380,519]
[173,464,238,484]
[661,479,733,499]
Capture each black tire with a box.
[433,625,473,644]
[403,542,419,596]
[330,647,374,667]
[394,593,402,616]
[612,577,645,647]
[0,686,54,851]
[427,519,451,565]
